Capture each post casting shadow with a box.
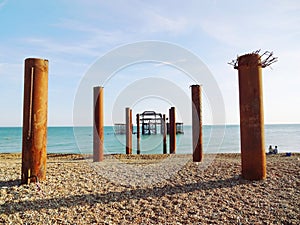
[0,179,21,188]
[1,176,243,214]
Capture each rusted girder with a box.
[21,58,48,184]
[191,85,203,162]
[93,86,104,162]
[136,114,140,154]
[126,107,132,154]
[237,53,266,180]
[163,114,167,154]
[169,107,176,154]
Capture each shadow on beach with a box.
[0,179,21,188]
[1,176,241,214]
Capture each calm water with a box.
[0,125,299,154]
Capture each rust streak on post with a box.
[191,85,203,162]
[238,53,266,180]
[169,107,176,154]
[136,114,140,154]
[21,58,48,184]
[93,86,104,162]
[163,114,167,154]
[126,107,132,154]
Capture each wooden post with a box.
[136,114,140,154]
[191,85,203,162]
[93,86,104,162]
[237,53,266,180]
[169,107,176,154]
[126,107,132,154]
[21,58,48,184]
[163,114,167,154]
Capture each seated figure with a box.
[268,145,274,154]
[274,146,278,154]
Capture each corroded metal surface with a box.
[126,108,132,154]
[93,86,104,162]
[136,114,140,154]
[238,53,266,180]
[191,85,203,162]
[169,107,176,154]
[163,114,167,154]
[21,58,48,184]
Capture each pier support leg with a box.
[93,86,104,162]
[169,107,176,154]
[126,107,132,154]
[237,53,266,180]
[163,114,167,154]
[136,114,140,154]
[21,58,48,184]
[191,85,203,162]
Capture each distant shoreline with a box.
[1,152,298,160]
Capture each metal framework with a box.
[139,111,163,135]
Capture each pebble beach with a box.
[0,153,299,224]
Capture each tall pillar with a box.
[136,114,140,154]
[169,107,176,154]
[237,53,266,180]
[126,107,132,154]
[163,114,167,154]
[130,109,133,152]
[21,58,48,184]
[93,86,104,162]
[191,85,203,162]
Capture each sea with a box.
[0,124,299,154]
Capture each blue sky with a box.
[0,0,299,126]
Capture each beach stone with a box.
[0,153,299,224]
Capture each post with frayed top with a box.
[237,53,266,180]
[230,50,277,180]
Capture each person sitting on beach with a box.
[274,146,278,154]
[268,145,274,154]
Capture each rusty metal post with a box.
[130,109,133,153]
[21,58,48,184]
[237,53,266,180]
[136,114,140,154]
[126,107,132,154]
[93,86,104,162]
[169,107,176,154]
[191,85,203,162]
[163,114,167,154]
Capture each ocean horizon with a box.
[0,124,299,154]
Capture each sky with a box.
[0,0,299,126]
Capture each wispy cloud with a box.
[22,34,118,58]
[141,10,188,35]
[198,1,300,49]
[59,0,191,37]
[154,59,187,67]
